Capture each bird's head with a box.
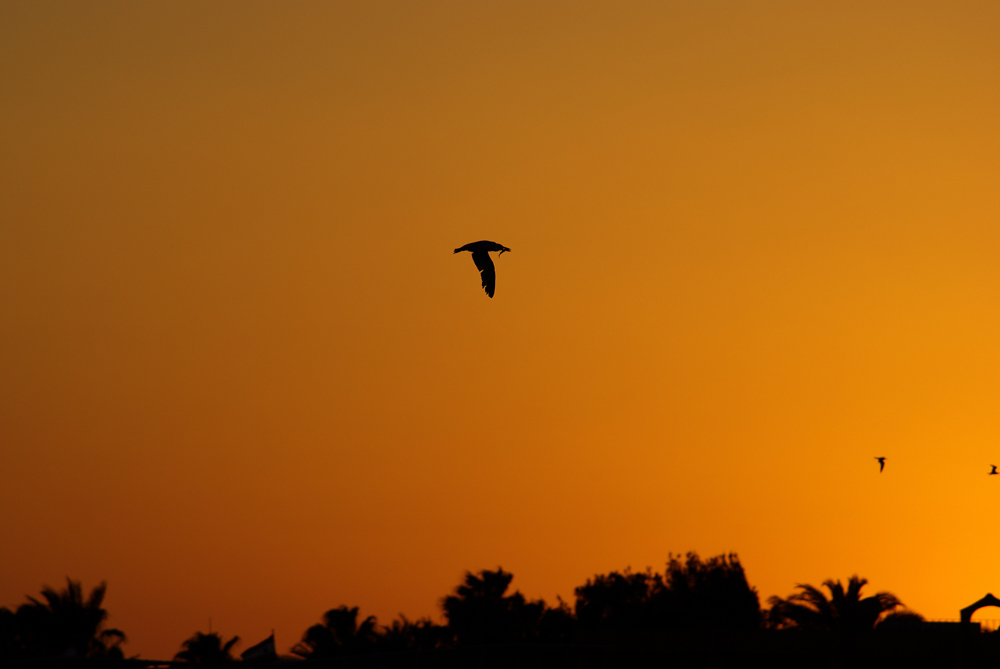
[499,246,511,255]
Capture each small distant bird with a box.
[875,457,886,473]
[454,240,511,298]
[990,465,997,476]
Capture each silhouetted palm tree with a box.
[174,631,240,663]
[292,606,378,658]
[442,568,546,645]
[767,575,902,632]
[10,579,125,659]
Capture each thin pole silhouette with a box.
[454,241,510,298]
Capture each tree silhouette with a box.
[442,568,547,645]
[575,552,760,635]
[377,615,449,651]
[3,579,125,660]
[663,552,761,630]
[535,597,577,643]
[575,569,659,633]
[174,631,240,663]
[292,605,379,658]
[767,575,902,632]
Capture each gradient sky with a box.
[3,0,1000,659]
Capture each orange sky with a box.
[3,0,1000,659]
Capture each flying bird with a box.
[454,240,511,298]
[875,457,886,473]
[990,465,998,476]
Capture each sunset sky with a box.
[3,1,1000,659]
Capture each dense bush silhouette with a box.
[174,631,240,663]
[575,552,760,634]
[664,552,762,630]
[575,568,658,633]
[376,615,449,651]
[534,599,577,643]
[0,579,125,661]
[876,610,926,630]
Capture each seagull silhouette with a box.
[990,465,997,476]
[875,457,886,473]
[454,240,511,298]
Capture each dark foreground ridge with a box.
[4,553,1000,668]
[6,634,1000,669]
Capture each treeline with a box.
[0,552,923,662]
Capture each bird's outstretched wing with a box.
[471,251,496,298]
